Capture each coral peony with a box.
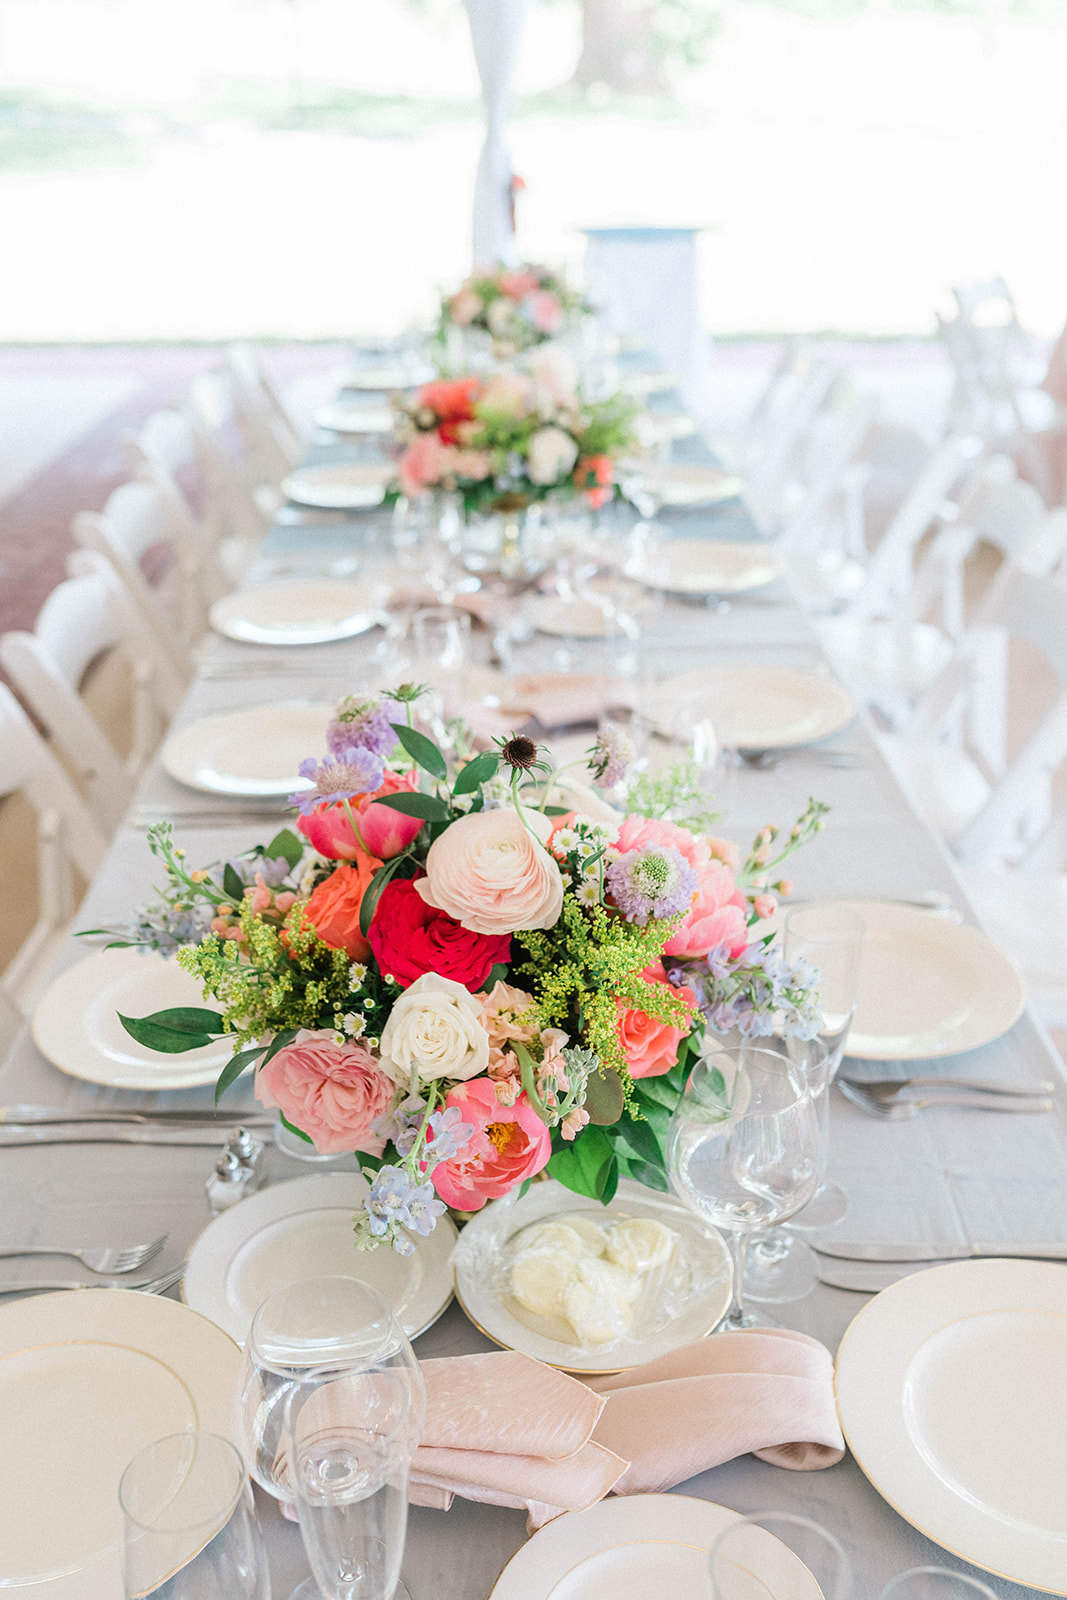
[298,770,423,863]
[617,962,698,1079]
[256,1030,393,1155]
[367,877,511,991]
[302,856,382,962]
[430,1076,551,1209]
[378,972,490,1085]
[416,808,563,936]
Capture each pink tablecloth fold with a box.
[408,1328,844,1527]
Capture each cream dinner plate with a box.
[648,538,782,596]
[209,578,382,644]
[32,946,230,1089]
[490,1494,825,1599]
[342,363,435,391]
[453,1178,732,1374]
[840,899,1025,1060]
[0,1290,240,1600]
[315,401,395,434]
[655,665,856,751]
[525,597,630,639]
[281,463,391,509]
[160,700,333,797]
[640,462,743,507]
[835,1259,1067,1593]
[182,1173,456,1346]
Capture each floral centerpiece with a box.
[107,690,826,1257]
[436,264,591,356]
[394,352,639,517]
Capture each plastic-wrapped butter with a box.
[508,1212,677,1346]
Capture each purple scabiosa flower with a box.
[606,844,697,925]
[588,724,634,789]
[326,696,398,759]
[288,746,385,815]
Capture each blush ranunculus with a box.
[255,1030,394,1155]
[617,961,698,1079]
[430,1077,551,1210]
[367,877,511,991]
[448,288,482,326]
[297,770,423,863]
[416,808,564,936]
[302,857,382,963]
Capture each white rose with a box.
[527,425,580,486]
[379,972,490,1086]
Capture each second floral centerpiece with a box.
[114,690,826,1257]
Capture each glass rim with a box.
[248,1275,404,1370]
[118,1430,245,1536]
[880,1568,998,1598]
[708,1508,852,1591]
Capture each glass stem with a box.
[726,1229,751,1327]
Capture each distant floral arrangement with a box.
[102,688,827,1257]
[393,350,639,516]
[437,263,591,354]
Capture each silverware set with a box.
[0,1230,184,1300]
[812,1237,1067,1292]
[0,1264,186,1298]
[838,1073,1056,1119]
[0,1106,273,1147]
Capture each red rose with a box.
[367,877,510,991]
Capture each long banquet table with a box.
[3,393,1066,1597]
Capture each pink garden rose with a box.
[528,289,563,334]
[616,962,698,1080]
[298,770,424,862]
[256,1030,393,1155]
[416,808,564,936]
[497,269,540,300]
[430,1076,551,1210]
[613,814,748,962]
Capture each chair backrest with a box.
[226,342,302,479]
[906,567,1067,864]
[0,684,109,1014]
[743,358,839,527]
[124,409,231,606]
[185,371,270,550]
[71,478,200,660]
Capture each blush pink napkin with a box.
[409,1327,844,1528]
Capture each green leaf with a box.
[360,1152,387,1179]
[548,1125,613,1200]
[478,962,510,994]
[373,792,450,822]
[583,1067,625,1126]
[598,1154,620,1205]
[214,1044,265,1104]
[359,853,407,938]
[118,1007,226,1055]
[266,828,304,870]
[623,1156,669,1193]
[619,1111,665,1170]
[452,751,499,795]
[260,1028,298,1069]
[279,1111,313,1145]
[631,1074,681,1113]
[543,806,571,817]
[390,722,447,780]
[222,863,245,902]
[517,1176,533,1201]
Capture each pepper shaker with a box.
[205,1148,249,1214]
[228,1125,265,1191]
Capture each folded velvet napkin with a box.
[410,1327,845,1528]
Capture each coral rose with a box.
[574,453,614,510]
[416,808,564,936]
[617,961,698,1079]
[256,1030,393,1155]
[297,770,423,863]
[302,857,382,963]
[378,972,490,1086]
[367,877,511,991]
[416,377,480,422]
[430,1077,551,1210]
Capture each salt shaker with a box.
[228,1125,265,1190]
[204,1149,248,1214]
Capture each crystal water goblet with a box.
[666,1044,823,1331]
[879,1570,998,1599]
[708,1510,852,1599]
[120,1431,270,1600]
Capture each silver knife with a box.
[814,1240,1067,1263]
[0,1105,273,1127]
[816,1260,943,1293]
[0,1126,246,1148]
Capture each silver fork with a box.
[0,1232,167,1274]
[838,1080,1054,1119]
[0,1263,185,1297]
[838,1074,1056,1104]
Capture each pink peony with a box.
[617,962,698,1079]
[416,808,564,936]
[297,771,423,863]
[398,431,446,499]
[256,1031,394,1156]
[527,289,563,334]
[430,1077,551,1210]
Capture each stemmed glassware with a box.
[708,1511,852,1599]
[879,1572,997,1599]
[234,1276,425,1600]
[120,1431,270,1600]
[666,1044,823,1331]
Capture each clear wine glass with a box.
[120,1431,270,1600]
[233,1276,425,1600]
[879,1570,998,1599]
[666,1044,823,1331]
[708,1510,852,1599]
[284,1366,415,1600]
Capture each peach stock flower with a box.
[617,962,698,1079]
[416,809,564,936]
[256,1031,393,1155]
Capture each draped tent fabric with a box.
[464,0,532,269]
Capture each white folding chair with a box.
[185,370,275,554]
[124,407,244,595]
[1,556,183,833]
[0,685,108,1019]
[226,342,303,483]
[71,480,201,669]
[741,356,839,531]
